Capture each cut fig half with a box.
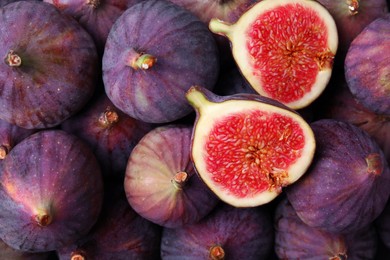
[209,0,338,110]
[186,86,316,207]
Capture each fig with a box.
[0,1,98,129]
[186,86,316,207]
[0,239,53,260]
[43,0,145,55]
[0,130,104,252]
[209,0,338,110]
[160,203,274,260]
[275,198,378,259]
[57,182,161,260]
[124,124,219,228]
[61,93,154,180]
[345,13,390,116]
[286,119,390,234]
[102,0,220,123]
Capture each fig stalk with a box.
[132,53,157,70]
[185,86,214,113]
[34,208,53,227]
[171,171,188,190]
[347,0,359,15]
[366,153,383,175]
[98,107,119,127]
[0,145,9,160]
[5,50,22,67]
[209,245,225,260]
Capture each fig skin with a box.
[56,182,162,260]
[275,198,378,259]
[286,119,390,234]
[0,239,53,260]
[61,93,155,180]
[124,124,219,228]
[43,0,146,55]
[160,203,274,260]
[344,13,390,116]
[102,0,220,124]
[0,1,98,129]
[0,130,104,252]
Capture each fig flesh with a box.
[0,130,104,252]
[209,0,338,110]
[124,125,219,228]
[286,119,390,234]
[186,86,315,207]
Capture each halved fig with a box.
[209,0,338,109]
[186,86,316,207]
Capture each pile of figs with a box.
[0,0,389,258]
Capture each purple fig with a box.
[0,239,53,260]
[0,130,104,252]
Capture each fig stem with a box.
[0,145,10,160]
[98,106,119,127]
[209,18,233,37]
[35,208,53,227]
[87,0,100,8]
[171,171,188,190]
[347,0,359,15]
[5,50,22,67]
[185,86,213,113]
[366,153,383,175]
[132,53,157,70]
[71,251,87,260]
[209,245,225,260]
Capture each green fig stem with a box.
[209,245,225,260]
[347,0,359,15]
[132,53,157,70]
[209,18,233,38]
[185,86,213,114]
[5,50,22,67]
[366,153,383,175]
[171,171,188,190]
[35,208,53,227]
[98,106,119,127]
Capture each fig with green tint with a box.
[186,86,315,207]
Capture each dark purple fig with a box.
[0,1,98,129]
[286,119,390,234]
[61,93,154,180]
[161,203,274,259]
[315,0,388,56]
[345,14,390,116]
[0,239,53,260]
[102,0,220,123]
[186,86,316,207]
[0,119,36,160]
[376,198,390,250]
[275,198,378,259]
[124,125,219,228]
[43,0,145,55]
[0,130,104,252]
[0,0,36,8]
[57,182,161,260]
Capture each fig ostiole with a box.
[209,0,338,109]
[186,86,316,207]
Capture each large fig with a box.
[0,1,98,129]
[0,130,104,252]
[102,0,220,123]
[286,119,390,234]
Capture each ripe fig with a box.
[61,93,154,180]
[209,0,338,110]
[124,125,219,228]
[0,1,98,129]
[102,0,220,123]
[186,86,316,207]
[286,119,390,234]
[275,198,378,259]
[0,130,104,252]
[161,203,274,260]
[345,13,390,116]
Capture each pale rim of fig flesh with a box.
[187,87,316,207]
[209,0,338,110]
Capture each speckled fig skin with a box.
[0,130,104,252]
[161,203,274,259]
[275,198,378,259]
[345,13,390,116]
[286,119,390,234]
[124,125,219,228]
[0,1,98,129]
[61,93,155,180]
[102,0,220,123]
[44,0,145,55]
[56,182,161,260]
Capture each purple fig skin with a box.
[56,182,162,260]
[286,119,390,234]
[124,125,219,228]
[160,203,274,260]
[102,0,220,124]
[0,239,53,260]
[0,1,98,129]
[345,13,390,116]
[275,198,378,259]
[61,93,155,180]
[43,0,145,55]
[0,130,104,252]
